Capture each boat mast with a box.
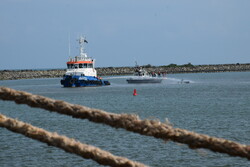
[135,61,138,67]
[79,36,87,58]
[68,33,71,58]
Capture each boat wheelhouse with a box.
[60,36,110,87]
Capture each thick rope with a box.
[0,114,147,167]
[0,87,250,160]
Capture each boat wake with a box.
[164,77,194,84]
[104,76,132,79]
[104,76,194,84]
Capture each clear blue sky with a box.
[0,0,250,70]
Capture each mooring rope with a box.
[0,114,147,167]
[0,87,250,160]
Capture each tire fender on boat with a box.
[70,79,76,84]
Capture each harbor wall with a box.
[1,63,250,80]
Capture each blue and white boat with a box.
[61,36,110,87]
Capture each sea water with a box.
[0,72,250,167]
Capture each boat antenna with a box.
[68,33,71,57]
[135,61,138,67]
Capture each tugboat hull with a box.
[61,75,110,87]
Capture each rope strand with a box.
[0,87,250,160]
[0,114,147,167]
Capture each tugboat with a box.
[61,36,110,87]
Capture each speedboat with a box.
[60,36,110,87]
[126,66,163,84]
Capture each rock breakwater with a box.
[1,63,250,80]
[97,63,250,76]
[0,69,66,80]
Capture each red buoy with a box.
[133,89,137,96]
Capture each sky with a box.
[0,0,250,70]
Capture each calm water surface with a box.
[0,72,250,167]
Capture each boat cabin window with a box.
[67,64,74,69]
[74,64,79,69]
[69,63,93,68]
[87,63,93,68]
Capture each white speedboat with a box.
[126,66,163,84]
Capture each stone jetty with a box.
[0,63,250,80]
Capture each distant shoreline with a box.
[1,63,250,80]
